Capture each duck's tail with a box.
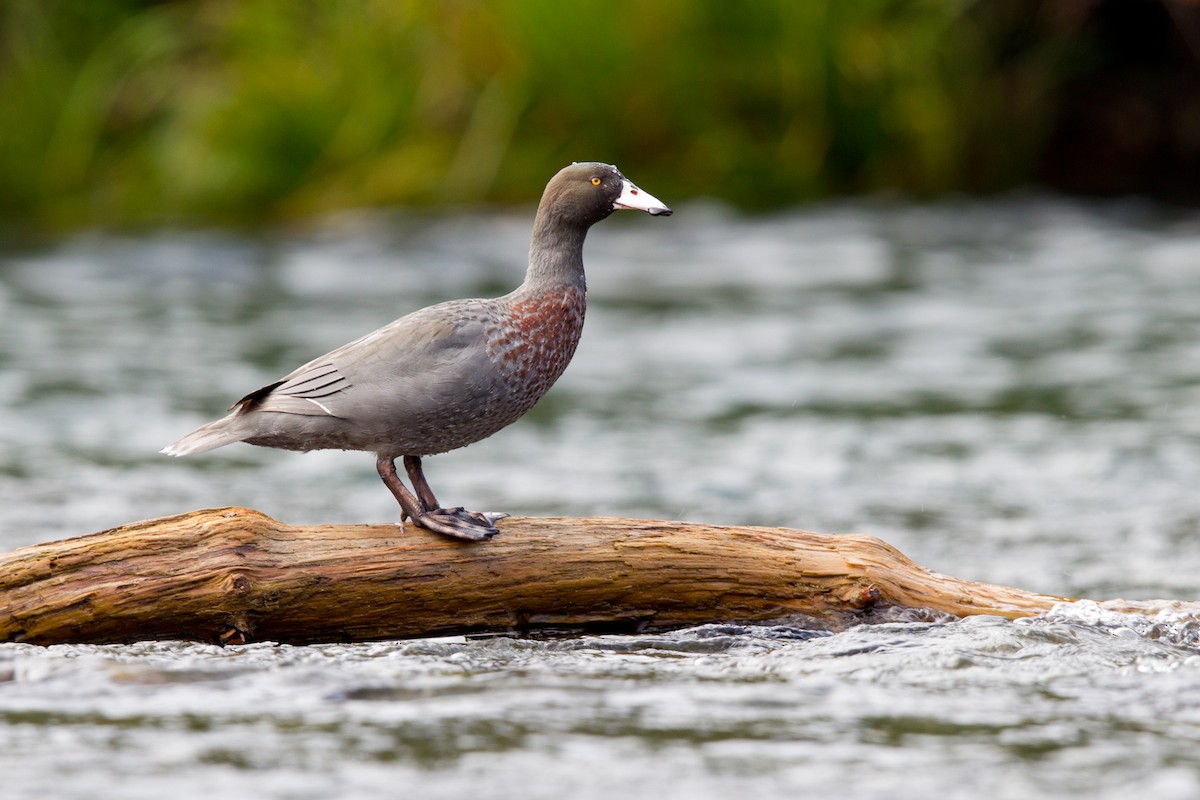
[161,414,245,457]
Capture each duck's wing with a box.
[230,359,349,417]
[230,302,491,419]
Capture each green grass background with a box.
[0,1,1088,228]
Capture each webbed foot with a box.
[377,455,508,543]
[413,507,509,542]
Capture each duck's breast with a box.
[487,285,586,409]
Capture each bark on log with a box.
[0,507,1180,646]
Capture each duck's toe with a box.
[456,509,510,528]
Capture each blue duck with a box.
[163,163,671,541]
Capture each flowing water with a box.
[3,196,1200,798]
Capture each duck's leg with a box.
[376,455,504,544]
[376,456,495,542]
[402,455,508,537]
[402,455,440,510]
[376,456,426,525]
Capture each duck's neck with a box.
[520,212,590,295]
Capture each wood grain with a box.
[0,507,1106,645]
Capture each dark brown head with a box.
[537,163,672,231]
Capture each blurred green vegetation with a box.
[0,0,1186,228]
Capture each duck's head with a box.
[539,163,672,229]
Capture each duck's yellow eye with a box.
[591,177,601,186]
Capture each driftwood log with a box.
[0,507,1186,646]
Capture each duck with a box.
[163,162,672,542]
